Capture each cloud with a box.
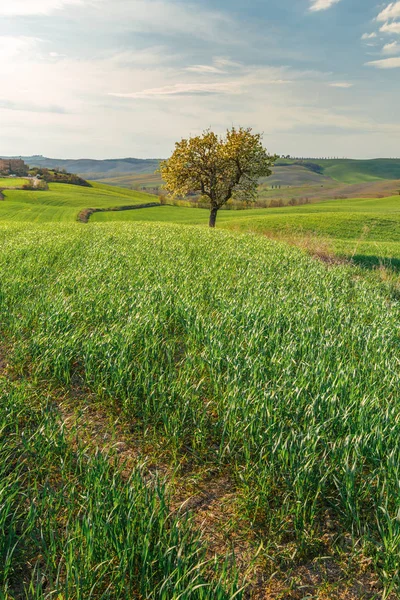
[380,21,400,34]
[309,0,341,12]
[0,0,86,16]
[108,64,298,101]
[382,41,400,54]
[366,56,400,68]
[213,58,243,69]
[328,82,353,88]
[361,32,377,39]
[184,58,243,75]
[49,51,67,58]
[109,82,243,99]
[185,65,226,74]
[377,2,400,22]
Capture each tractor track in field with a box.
[0,347,390,599]
[54,382,255,569]
[45,385,387,600]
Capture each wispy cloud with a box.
[309,0,341,12]
[185,58,243,75]
[361,32,377,40]
[109,82,243,99]
[328,82,353,88]
[380,21,400,34]
[185,65,226,74]
[377,2,400,22]
[366,56,400,68]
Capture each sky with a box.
[0,0,400,159]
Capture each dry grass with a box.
[257,230,348,265]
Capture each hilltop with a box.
[8,155,161,178]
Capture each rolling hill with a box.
[0,182,156,222]
[9,156,400,189]
[1,177,399,268]
[14,155,161,177]
[279,158,400,184]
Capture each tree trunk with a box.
[209,206,218,228]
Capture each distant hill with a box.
[277,158,400,184]
[14,156,161,178]
[6,156,400,189]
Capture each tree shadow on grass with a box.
[351,253,400,271]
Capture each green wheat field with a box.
[1,175,400,598]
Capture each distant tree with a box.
[160,127,277,227]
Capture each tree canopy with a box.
[160,127,277,227]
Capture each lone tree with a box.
[160,127,277,227]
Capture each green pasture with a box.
[1,179,400,266]
[92,194,400,267]
[0,177,30,188]
[0,181,156,222]
[286,158,400,184]
[1,222,400,595]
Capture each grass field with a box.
[92,195,400,268]
[277,158,400,184]
[319,159,400,184]
[0,181,156,222]
[0,177,30,188]
[1,180,399,267]
[1,222,399,597]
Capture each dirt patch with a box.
[56,386,155,479]
[0,347,8,375]
[256,558,387,600]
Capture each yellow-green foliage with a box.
[160,128,277,224]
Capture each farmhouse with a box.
[0,158,29,176]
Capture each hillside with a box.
[279,158,400,184]
[92,194,400,268]
[0,181,157,222]
[10,156,400,189]
[1,179,400,596]
[16,155,161,177]
[1,178,399,268]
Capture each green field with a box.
[1,179,400,596]
[1,222,400,597]
[1,181,400,267]
[0,177,30,188]
[92,195,400,268]
[0,181,156,222]
[277,158,400,184]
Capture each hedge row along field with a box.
[1,222,400,596]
